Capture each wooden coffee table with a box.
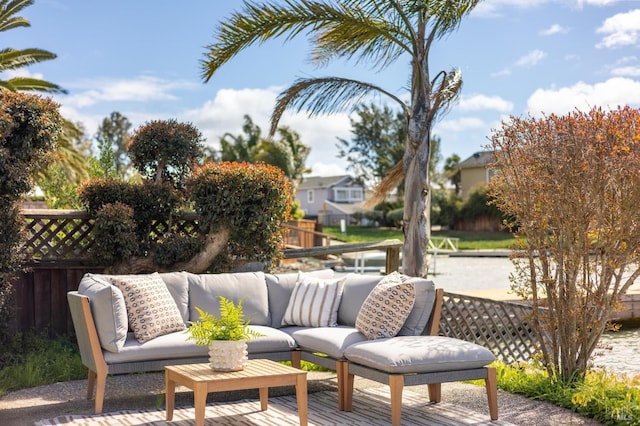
[165,359,308,426]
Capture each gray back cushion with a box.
[158,271,192,324]
[265,269,335,328]
[188,271,270,325]
[337,274,382,326]
[397,277,436,336]
[78,273,128,353]
[337,274,437,335]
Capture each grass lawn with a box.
[322,225,519,250]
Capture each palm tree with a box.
[0,0,65,93]
[201,0,479,277]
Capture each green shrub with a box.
[189,161,291,269]
[91,202,138,264]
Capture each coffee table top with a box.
[165,359,306,383]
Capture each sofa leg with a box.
[336,360,347,411]
[485,366,499,420]
[343,369,355,412]
[388,375,404,426]
[87,370,96,400]
[428,383,442,403]
[291,351,301,369]
[94,371,107,414]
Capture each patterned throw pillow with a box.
[281,273,346,327]
[110,273,186,343]
[356,272,416,340]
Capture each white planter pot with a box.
[208,340,248,372]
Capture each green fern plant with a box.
[186,297,263,344]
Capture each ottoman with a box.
[343,336,498,425]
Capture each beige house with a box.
[458,151,495,199]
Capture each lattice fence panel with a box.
[440,292,540,363]
[23,212,95,260]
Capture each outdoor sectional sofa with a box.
[67,269,498,424]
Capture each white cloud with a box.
[436,117,485,132]
[526,77,640,116]
[516,49,547,67]
[596,9,640,49]
[1,69,45,79]
[610,66,640,77]
[183,87,351,176]
[60,76,196,108]
[458,94,514,112]
[491,68,511,77]
[540,24,569,36]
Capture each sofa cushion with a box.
[337,274,385,326]
[281,273,346,327]
[188,271,270,326]
[283,326,368,359]
[266,269,334,328]
[78,273,128,353]
[246,325,297,353]
[397,277,436,336]
[110,273,186,343]
[103,331,207,364]
[356,272,416,340]
[344,336,496,374]
[158,271,192,324]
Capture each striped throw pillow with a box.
[281,273,346,327]
[355,272,416,340]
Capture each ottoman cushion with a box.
[344,336,495,374]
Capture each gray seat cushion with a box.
[104,326,297,364]
[344,336,496,374]
[246,325,297,353]
[283,325,368,359]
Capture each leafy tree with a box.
[489,106,640,381]
[0,91,63,343]
[0,0,65,93]
[128,119,204,190]
[443,153,461,196]
[201,0,479,277]
[220,114,311,188]
[219,115,262,163]
[337,103,405,189]
[95,112,133,179]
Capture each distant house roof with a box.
[298,175,351,190]
[324,200,370,215]
[458,151,494,169]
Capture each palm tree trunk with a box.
[402,119,431,278]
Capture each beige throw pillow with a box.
[281,273,346,327]
[356,272,416,340]
[110,273,186,343]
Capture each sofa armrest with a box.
[67,291,108,374]
[424,288,444,336]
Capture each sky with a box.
[4,0,640,177]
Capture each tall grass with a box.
[0,332,86,396]
[495,362,640,425]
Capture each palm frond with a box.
[365,159,404,207]
[429,68,462,123]
[309,1,412,70]
[0,47,57,71]
[427,0,482,40]
[3,76,66,94]
[0,0,33,32]
[270,76,408,136]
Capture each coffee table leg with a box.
[259,387,268,411]
[295,374,308,426]
[194,382,207,426]
[165,373,175,421]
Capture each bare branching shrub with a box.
[489,106,640,381]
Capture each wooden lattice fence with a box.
[441,292,539,362]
